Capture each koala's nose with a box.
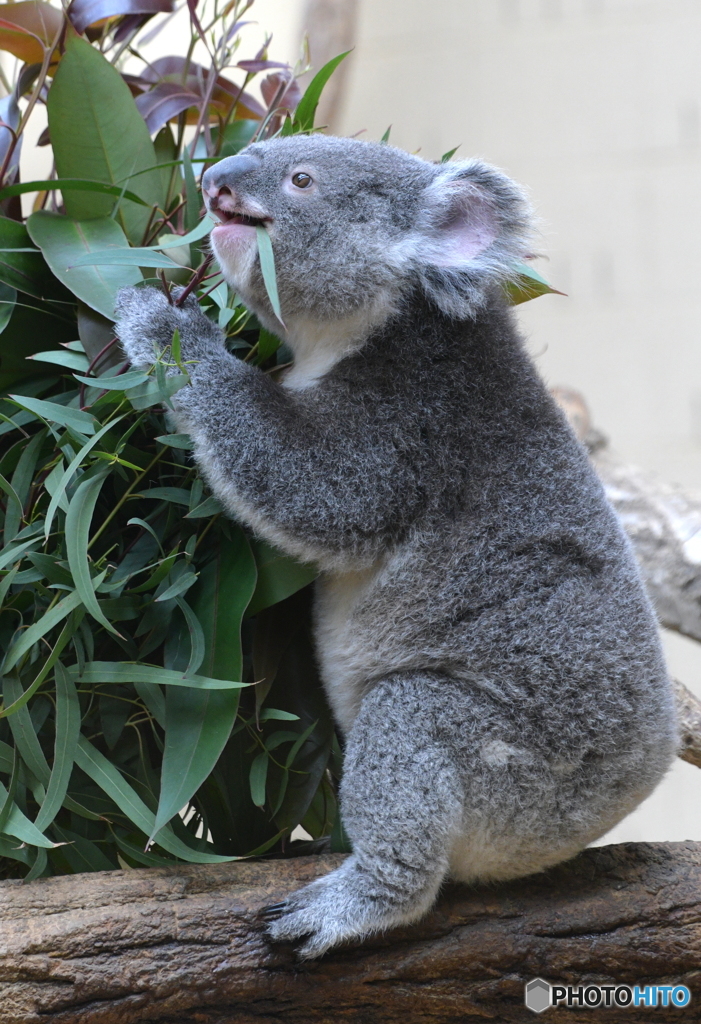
[202,153,262,200]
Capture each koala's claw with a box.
[259,901,289,919]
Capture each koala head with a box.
[202,135,534,330]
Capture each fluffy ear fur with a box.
[412,160,535,318]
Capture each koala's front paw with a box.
[114,285,226,371]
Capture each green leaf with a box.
[155,571,198,602]
[153,684,240,836]
[0,282,16,336]
[0,297,77,393]
[0,216,70,301]
[68,249,183,269]
[4,428,45,542]
[185,495,222,518]
[293,52,351,131]
[68,215,216,267]
[503,262,565,305]
[65,471,119,635]
[256,328,282,365]
[27,212,142,320]
[8,394,96,435]
[44,414,127,540]
[0,179,152,210]
[73,662,247,690]
[249,750,268,807]
[256,225,284,327]
[28,349,90,371]
[246,540,318,617]
[34,664,80,831]
[47,35,163,243]
[440,146,460,163]
[1,608,85,714]
[191,527,257,680]
[73,370,149,390]
[182,148,200,233]
[155,433,193,450]
[74,736,239,863]
[0,781,56,848]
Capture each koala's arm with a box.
[115,287,427,563]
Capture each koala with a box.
[115,135,678,959]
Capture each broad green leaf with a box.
[65,471,118,635]
[151,530,257,835]
[255,225,284,326]
[27,212,142,320]
[249,750,268,807]
[293,52,351,131]
[8,394,96,435]
[153,684,240,836]
[73,662,247,690]
[0,179,151,209]
[29,349,90,371]
[75,736,239,863]
[47,35,163,243]
[192,527,257,680]
[35,664,80,831]
[246,539,318,617]
[0,215,84,301]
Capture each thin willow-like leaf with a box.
[34,664,81,831]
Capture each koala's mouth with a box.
[212,209,270,229]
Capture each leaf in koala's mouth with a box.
[218,211,267,227]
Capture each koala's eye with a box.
[291,172,313,189]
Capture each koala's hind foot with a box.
[266,673,463,959]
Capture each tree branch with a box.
[1,844,700,1023]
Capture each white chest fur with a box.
[314,562,385,733]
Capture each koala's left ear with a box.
[412,160,534,318]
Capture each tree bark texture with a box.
[1,843,700,1024]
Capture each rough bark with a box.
[1,843,700,1024]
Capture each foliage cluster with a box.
[0,0,554,879]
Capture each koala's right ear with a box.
[411,160,534,318]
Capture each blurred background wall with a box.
[21,0,701,843]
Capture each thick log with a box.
[1,844,700,1023]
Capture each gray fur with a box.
[114,135,677,960]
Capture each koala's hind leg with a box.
[266,673,463,959]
